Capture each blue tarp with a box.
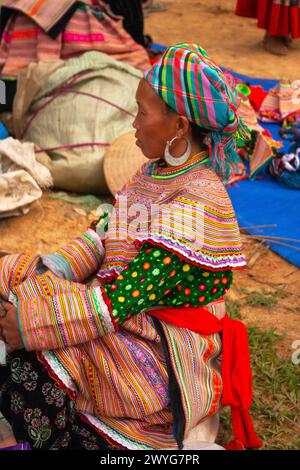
[152,43,300,267]
[227,70,300,268]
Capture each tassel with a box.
[206,114,251,183]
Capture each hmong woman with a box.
[236,0,300,55]
[0,43,262,451]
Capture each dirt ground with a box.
[0,0,299,360]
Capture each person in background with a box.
[103,1,162,51]
[103,0,146,46]
[236,0,300,55]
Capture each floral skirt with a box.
[0,350,116,450]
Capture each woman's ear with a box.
[176,116,191,138]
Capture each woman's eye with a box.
[137,104,145,115]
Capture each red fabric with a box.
[249,85,268,112]
[149,306,262,450]
[291,6,300,38]
[236,0,258,18]
[236,0,300,38]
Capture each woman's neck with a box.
[154,147,208,179]
[188,141,207,164]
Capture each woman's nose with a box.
[132,116,138,129]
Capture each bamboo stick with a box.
[245,234,300,244]
[240,224,278,230]
[253,238,300,252]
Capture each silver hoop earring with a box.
[164,136,191,167]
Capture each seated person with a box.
[0,43,261,451]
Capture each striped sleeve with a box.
[14,276,115,351]
[14,243,194,351]
[41,228,105,282]
[14,244,231,351]
[0,254,41,301]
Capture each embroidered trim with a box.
[134,238,246,271]
[39,350,77,398]
[91,286,116,333]
[80,413,158,450]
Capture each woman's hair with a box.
[190,121,210,143]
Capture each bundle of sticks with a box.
[240,224,300,253]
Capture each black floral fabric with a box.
[0,350,117,450]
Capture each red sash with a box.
[148,306,262,450]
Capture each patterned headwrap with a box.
[144,42,249,181]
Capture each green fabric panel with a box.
[104,243,232,324]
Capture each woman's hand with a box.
[0,301,24,353]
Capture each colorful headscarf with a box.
[144,42,249,181]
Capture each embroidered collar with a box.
[147,151,209,179]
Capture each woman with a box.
[236,0,300,56]
[0,43,261,451]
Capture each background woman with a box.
[236,0,300,55]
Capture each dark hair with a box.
[190,121,210,143]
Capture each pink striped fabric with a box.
[0,0,150,78]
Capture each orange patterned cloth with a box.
[0,0,150,78]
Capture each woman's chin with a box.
[135,141,161,160]
[135,139,144,152]
[135,141,148,158]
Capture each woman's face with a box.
[133,79,178,160]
